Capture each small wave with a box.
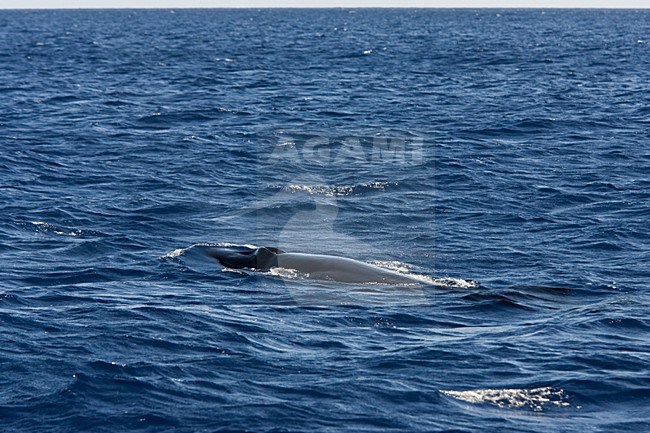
[221,267,249,275]
[162,248,186,259]
[440,387,571,412]
[336,51,373,59]
[31,221,82,237]
[211,57,236,63]
[0,293,30,307]
[42,95,82,104]
[280,182,391,197]
[430,277,479,289]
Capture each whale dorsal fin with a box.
[255,247,279,271]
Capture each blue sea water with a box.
[1,8,649,432]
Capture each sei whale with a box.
[204,245,425,285]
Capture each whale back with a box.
[206,246,420,284]
[276,253,420,284]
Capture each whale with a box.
[204,245,426,284]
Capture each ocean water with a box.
[1,8,649,432]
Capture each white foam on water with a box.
[221,267,249,275]
[31,221,82,237]
[268,267,302,279]
[370,260,478,289]
[162,248,186,259]
[440,387,571,412]
[281,182,390,197]
[369,260,410,273]
[430,277,479,289]
[212,242,259,249]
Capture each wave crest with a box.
[441,387,571,412]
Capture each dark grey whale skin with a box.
[205,246,424,284]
